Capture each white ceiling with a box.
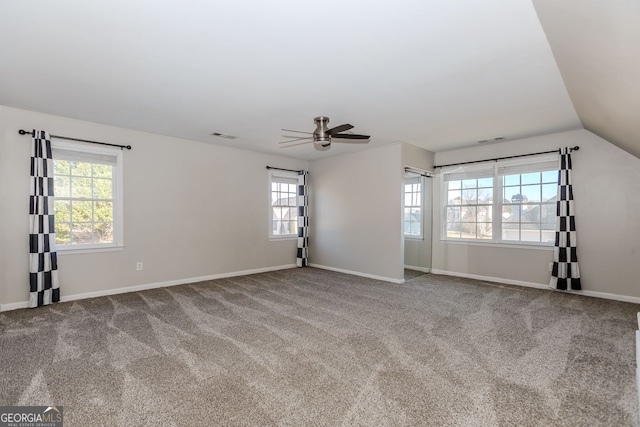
[0,0,582,160]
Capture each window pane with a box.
[460,206,476,222]
[71,201,92,222]
[71,177,92,198]
[504,186,520,203]
[54,160,70,176]
[521,184,541,202]
[446,224,461,238]
[93,178,113,199]
[54,200,71,222]
[477,177,493,188]
[504,175,519,186]
[541,170,557,183]
[94,201,113,223]
[448,180,461,190]
[541,204,556,223]
[461,189,477,205]
[405,193,412,206]
[477,223,492,239]
[447,206,460,223]
[55,222,70,244]
[93,164,113,179]
[448,190,461,204]
[502,223,519,241]
[54,176,70,197]
[93,223,113,244]
[71,223,93,244]
[521,205,540,223]
[411,222,420,236]
[521,224,541,242]
[521,172,540,185]
[502,205,519,222]
[477,187,493,203]
[542,184,556,202]
[462,179,476,189]
[541,223,556,243]
[461,222,476,238]
[70,161,91,177]
[412,193,420,206]
[404,221,411,234]
[478,205,492,222]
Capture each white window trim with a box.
[404,173,424,240]
[440,154,558,247]
[52,139,124,252]
[268,170,299,240]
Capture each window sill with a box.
[404,236,424,241]
[269,236,298,241]
[439,240,553,251]
[57,245,124,255]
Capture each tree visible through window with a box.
[442,157,558,245]
[52,142,122,249]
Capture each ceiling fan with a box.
[280,116,370,150]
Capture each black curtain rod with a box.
[433,146,579,169]
[18,129,132,150]
[266,166,305,174]
[404,167,433,178]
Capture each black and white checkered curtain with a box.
[29,130,60,307]
[549,147,581,290]
[296,171,309,267]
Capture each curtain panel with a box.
[29,130,60,307]
[296,171,309,267]
[549,147,581,290]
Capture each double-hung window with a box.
[52,141,124,251]
[442,155,558,245]
[404,172,423,238]
[269,172,299,238]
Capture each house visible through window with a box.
[52,141,123,250]
[404,173,423,238]
[269,172,298,238]
[442,155,558,245]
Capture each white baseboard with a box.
[309,264,405,284]
[404,265,431,273]
[430,269,640,304]
[0,264,297,312]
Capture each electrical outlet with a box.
[548,262,553,272]
[136,262,143,271]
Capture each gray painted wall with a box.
[432,130,640,298]
[309,144,404,281]
[0,106,307,306]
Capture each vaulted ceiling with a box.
[0,1,636,160]
[533,0,640,159]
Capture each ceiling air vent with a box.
[477,136,505,143]
[210,132,237,140]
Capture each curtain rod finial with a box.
[571,146,579,151]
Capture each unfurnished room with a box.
[1,0,640,425]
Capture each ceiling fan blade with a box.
[279,140,314,148]
[332,139,370,144]
[331,133,370,140]
[326,124,353,135]
[282,128,313,134]
[281,135,313,141]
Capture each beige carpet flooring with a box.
[1,268,638,426]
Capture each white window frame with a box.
[268,171,299,240]
[404,172,424,239]
[52,140,124,253]
[440,155,558,247]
